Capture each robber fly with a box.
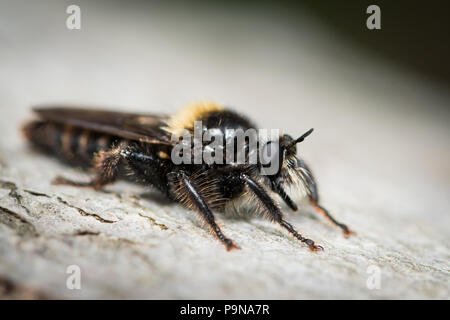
[22,102,354,251]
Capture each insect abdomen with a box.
[23,120,119,164]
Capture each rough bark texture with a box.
[0,1,449,299]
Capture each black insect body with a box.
[23,102,354,251]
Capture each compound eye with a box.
[261,141,280,166]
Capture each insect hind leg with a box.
[52,142,126,189]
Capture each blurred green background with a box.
[296,0,449,88]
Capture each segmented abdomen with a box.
[23,120,120,165]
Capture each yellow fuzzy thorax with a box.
[165,101,225,135]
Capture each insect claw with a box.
[225,241,241,251]
[309,244,324,252]
[343,229,357,238]
[340,224,356,237]
[302,238,323,252]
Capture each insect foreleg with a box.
[272,182,298,211]
[241,173,323,251]
[296,158,355,237]
[310,201,355,237]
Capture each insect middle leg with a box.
[172,170,240,251]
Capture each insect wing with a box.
[33,106,174,145]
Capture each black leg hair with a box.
[175,170,240,251]
[241,173,323,251]
[272,183,298,211]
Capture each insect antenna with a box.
[284,128,314,150]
